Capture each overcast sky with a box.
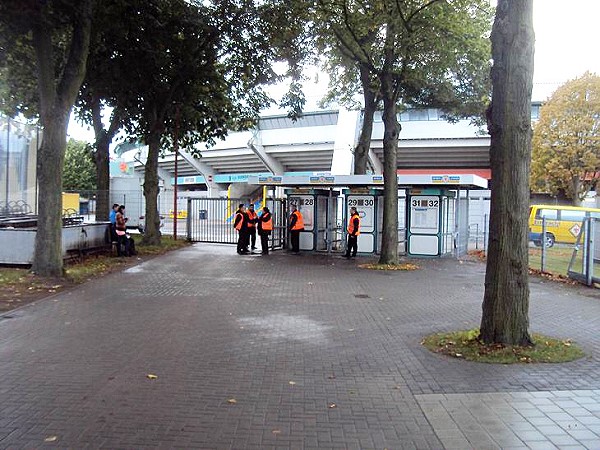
[67,0,600,141]
[531,0,600,99]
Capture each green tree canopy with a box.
[531,72,600,205]
[0,0,94,276]
[63,139,96,191]
[315,0,492,263]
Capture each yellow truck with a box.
[529,204,600,247]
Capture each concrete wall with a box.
[0,222,110,265]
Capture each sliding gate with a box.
[187,197,286,250]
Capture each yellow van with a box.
[529,204,600,247]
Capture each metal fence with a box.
[0,116,40,217]
[472,214,600,287]
[186,197,286,250]
[567,217,599,286]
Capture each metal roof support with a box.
[330,109,360,175]
[157,166,174,186]
[178,149,225,195]
[247,129,285,175]
[368,148,383,174]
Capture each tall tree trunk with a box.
[94,135,110,221]
[31,0,93,276]
[480,0,534,346]
[378,70,400,265]
[354,64,379,175]
[33,112,69,276]
[354,104,377,175]
[572,175,583,206]
[91,99,118,221]
[142,132,162,245]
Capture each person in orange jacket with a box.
[344,207,360,258]
[246,203,258,251]
[234,204,249,254]
[257,206,273,255]
[289,203,304,254]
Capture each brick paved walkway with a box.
[0,244,599,449]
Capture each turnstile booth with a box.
[286,189,341,252]
[343,189,384,254]
[249,174,485,257]
[406,188,460,257]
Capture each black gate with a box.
[187,197,287,250]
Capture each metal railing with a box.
[567,217,599,286]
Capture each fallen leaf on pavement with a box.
[328,403,337,408]
[44,436,58,442]
[146,374,158,380]
[227,398,237,404]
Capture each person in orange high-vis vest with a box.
[246,203,258,251]
[344,207,360,258]
[289,204,304,254]
[234,204,249,254]
[257,206,273,255]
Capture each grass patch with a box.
[422,328,585,364]
[65,234,190,282]
[528,245,577,276]
[135,234,190,255]
[358,263,420,271]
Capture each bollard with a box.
[586,218,594,286]
[483,214,488,255]
[541,217,546,272]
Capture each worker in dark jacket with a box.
[289,204,304,254]
[344,207,360,258]
[257,206,273,255]
[234,204,249,254]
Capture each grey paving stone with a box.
[580,440,600,450]
[0,246,599,449]
[547,433,583,446]
[522,440,558,450]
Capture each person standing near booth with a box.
[234,204,249,254]
[246,203,258,251]
[344,206,360,258]
[257,206,272,255]
[115,205,130,257]
[289,203,304,254]
[109,203,119,242]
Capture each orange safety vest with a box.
[234,211,244,231]
[262,213,273,231]
[246,209,257,228]
[291,210,304,231]
[347,213,360,235]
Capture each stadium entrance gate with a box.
[186,197,287,250]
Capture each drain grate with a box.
[354,294,370,299]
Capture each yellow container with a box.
[169,209,188,219]
[62,193,80,215]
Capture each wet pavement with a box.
[1,244,599,449]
